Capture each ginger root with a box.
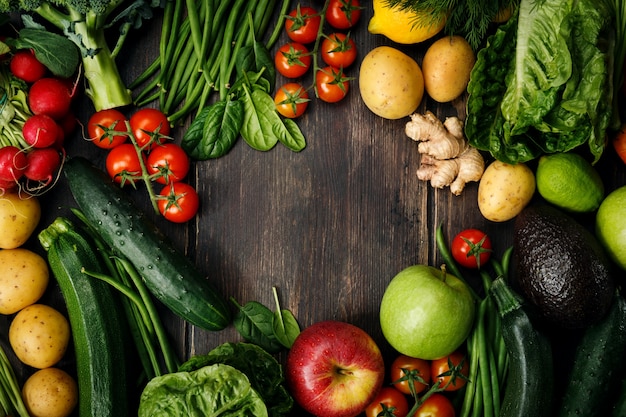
[406,111,484,195]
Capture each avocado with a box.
[513,204,615,329]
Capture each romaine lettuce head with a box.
[179,342,293,417]
[466,0,614,164]
[138,363,268,417]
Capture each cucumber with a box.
[39,217,128,417]
[490,277,554,417]
[63,156,231,331]
[558,292,626,417]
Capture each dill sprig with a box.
[383,0,520,50]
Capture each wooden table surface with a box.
[19,1,626,415]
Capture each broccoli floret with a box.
[0,0,162,111]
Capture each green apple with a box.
[379,264,475,360]
[596,185,626,270]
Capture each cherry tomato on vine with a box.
[315,66,350,103]
[274,42,311,78]
[431,350,469,391]
[413,393,455,417]
[87,109,128,149]
[451,228,492,269]
[321,33,357,68]
[105,143,144,185]
[147,142,190,184]
[390,354,431,395]
[285,6,321,44]
[326,0,362,29]
[274,83,310,118]
[364,386,409,417]
[613,124,626,164]
[130,108,170,148]
[158,182,200,223]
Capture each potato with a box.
[0,193,41,249]
[422,35,476,103]
[9,304,70,369]
[22,367,78,417]
[0,248,49,314]
[478,160,536,222]
[359,46,424,119]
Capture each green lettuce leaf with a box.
[179,342,294,417]
[465,0,614,164]
[138,364,268,417]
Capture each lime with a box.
[535,152,604,212]
[596,186,626,271]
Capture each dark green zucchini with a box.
[559,292,626,417]
[63,156,231,331]
[39,217,128,417]
[490,277,554,417]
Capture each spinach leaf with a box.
[236,41,276,93]
[138,363,268,416]
[279,118,307,152]
[239,85,279,151]
[179,342,294,417]
[181,99,243,160]
[231,299,283,354]
[7,28,79,78]
[271,287,300,349]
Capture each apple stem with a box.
[336,367,354,376]
[440,264,448,283]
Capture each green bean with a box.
[219,0,248,100]
[477,298,495,417]
[461,324,481,417]
[471,372,485,417]
[267,0,291,48]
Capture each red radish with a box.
[10,50,46,83]
[28,77,72,120]
[0,177,18,191]
[0,146,28,182]
[23,148,62,184]
[22,114,61,148]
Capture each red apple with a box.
[285,320,385,417]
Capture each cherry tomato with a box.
[413,393,455,417]
[364,386,409,417]
[285,6,321,44]
[326,0,362,29]
[613,124,626,164]
[275,42,311,78]
[431,350,469,391]
[274,83,309,118]
[321,33,357,68]
[129,108,170,148]
[87,109,128,149]
[147,142,190,184]
[157,182,200,223]
[105,143,144,185]
[451,228,492,269]
[315,66,350,103]
[390,354,431,396]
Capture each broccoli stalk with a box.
[2,0,160,111]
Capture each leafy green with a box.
[465,0,615,164]
[179,342,294,417]
[231,299,283,353]
[6,28,79,78]
[138,363,267,416]
[182,99,244,160]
